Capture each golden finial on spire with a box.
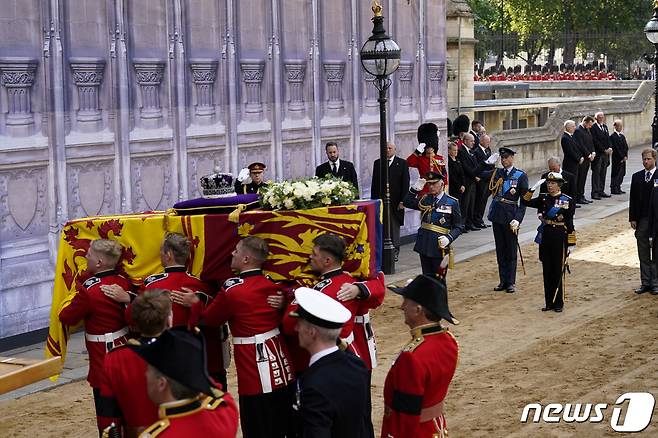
[655,0,658,8]
[372,0,383,17]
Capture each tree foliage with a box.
[468,0,654,70]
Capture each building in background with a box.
[0,0,448,342]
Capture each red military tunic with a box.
[199,270,294,395]
[139,394,239,438]
[381,323,459,438]
[142,266,214,327]
[353,272,386,370]
[142,266,227,383]
[98,339,159,437]
[406,153,448,195]
[59,269,132,388]
[282,269,361,373]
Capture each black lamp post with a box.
[645,1,658,149]
[360,2,400,275]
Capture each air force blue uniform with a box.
[403,189,463,277]
[483,166,529,289]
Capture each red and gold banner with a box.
[46,201,382,365]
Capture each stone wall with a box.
[0,0,448,340]
[491,81,654,173]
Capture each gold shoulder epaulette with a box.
[567,232,576,245]
[139,419,170,437]
[205,395,225,411]
[522,191,533,202]
[402,334,424,353]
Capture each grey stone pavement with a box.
[0,144,648,401]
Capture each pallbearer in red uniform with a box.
[103,232,228,390]
[99,289,172,438]
[187,236,294,438]
[406,123,448,195]
[58,239,133,433]
[128,327,239,438]
[282,234,362,374]
[336,272,386,371]
[382,275,459,438]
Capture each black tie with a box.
[647,170,652,183]
[332,163,337,174]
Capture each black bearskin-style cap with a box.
[452,114,470,137]
[390,275,457,324]
[417,123,439,149]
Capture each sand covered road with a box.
[1,211,656,437]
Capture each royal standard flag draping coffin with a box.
[47,201,382,367]
[46,212,207,371]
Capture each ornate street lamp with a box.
[645,0,658,149]
[360,1,400,274]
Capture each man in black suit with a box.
[469,119,482,149]
[292,287,371,438]
[457,133,479,232]
[315,141,359,195]
[590,112,613,199]
[371,142,410,261]
[540,157,577,199]
[629,148,658,294]
[561,120,582,180]
[573,116,595,204]
[472,134,495,228]
[447,142,465,203]
[610,119,629,194]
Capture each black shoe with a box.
[600,192,611,198]
[494,283,507,291]
[466,225,478,231]
[591,195,601,200]
[651,288,658,295]
[462,228,469,234]
[611,190,622,195]
[506,284,516,293]
[635,285,651,294]
[541,306,553,312]
[575,204,581,208]
[475,223,487,229]
[554,308,563,313]
[619,190,626,194]
[576,200,586,205]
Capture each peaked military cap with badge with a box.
[289,287,351,329]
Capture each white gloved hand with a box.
[237,167,250,183]
[438,236,450,248]
[485,152,499,165]
[579,157,584,164]
[530,178,546,192]
[415,143,426,154]
[509,219,520,232]
[412,178,426,191]
[591,151,597,158]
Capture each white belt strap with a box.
[341,332,354,345]
[354,312,370,324]
[85,327,128,343]
[232,328,280,345]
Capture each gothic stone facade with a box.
[0,0,447,340]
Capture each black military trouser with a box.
[539,225,567,310]
[492,222,518,286]
[610,158,626,192]
[240,385,294,438]
[577,160,590,200]
[590,155,604,197]
[461,182,476,227]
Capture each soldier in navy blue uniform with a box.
[235,162,270,194]
[403,171,464,279]
[522,172,577,312]
[481,147,529,293]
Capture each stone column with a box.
[189,59,218,122]
[398,61,414,110]
[69,57,105,131]
[133,59,165,127]
[240,59,266,121]
[427,61,445,107]
[323,61,345,113]
[0,57,38,137]
[363,72,378,114]
[284,60,306,115]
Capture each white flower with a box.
[283,198,294,209]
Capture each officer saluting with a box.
[129,327,239,437]
[382,275,459,438]
[482,147,529,293]
[403,171,464,279]
[235,162,269,194]
[522,172,576,312]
